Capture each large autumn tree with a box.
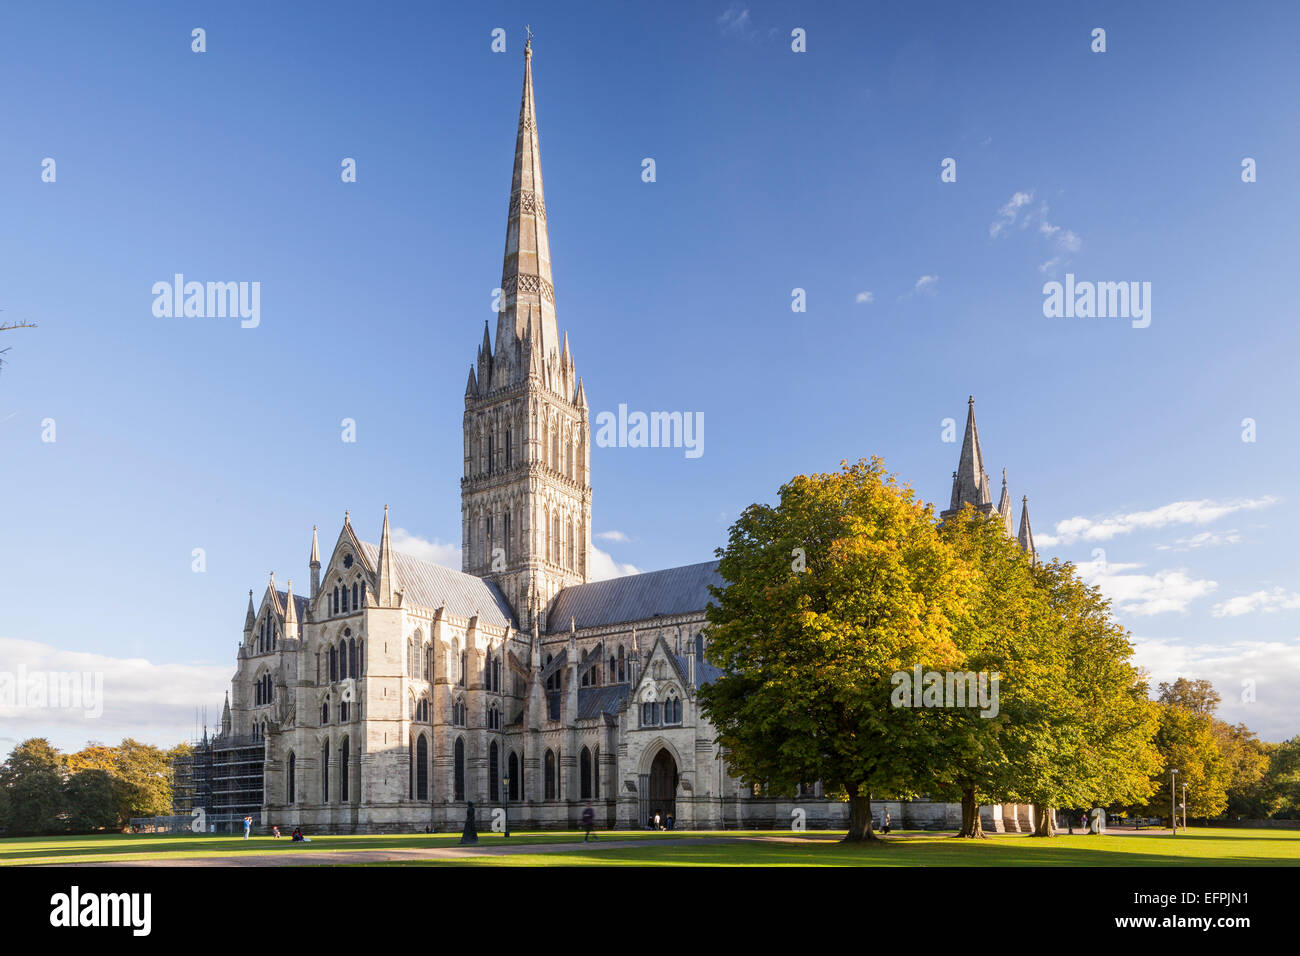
[700,458,972,841]
[1014,560,1160,834]
[924,508,1055,837]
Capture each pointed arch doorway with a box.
[647,749,677,827]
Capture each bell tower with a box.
[461,38,592,631]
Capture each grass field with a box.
[3,828,1299,866]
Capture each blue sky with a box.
[2,0,1298,750]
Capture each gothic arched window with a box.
[321,740,330,803]
[454,737,465,801]
[580,746,592,800]
[416,734,429,801]
[508,751,520,800]
[340,736,350,802]
[287,751,296,804]
[489,740,499,802]
[545,749,556,800]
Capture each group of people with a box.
[240,816,308,842]
[647,811,674,831]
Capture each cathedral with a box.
[223,42,1040,834]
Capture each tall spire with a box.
[942,396,994,520]
[1018,496,1037,565]
[376,504,394,607]
[244,589,255,634]
[499,36,559,361]
[997,468,1014,535]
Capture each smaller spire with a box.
[574,377,587,409]
[376,504,394,606]
[997,469,1014,536]
[284,578,298,632]
[310,525,320,566]
[1018,496,1037,566]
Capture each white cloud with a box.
[1131,636,1300,742]
[855,291,874,304]
[990,190,1034,237]
[391,528,461,569]
[717,4,753,37]
[913,275,939,295]
[990,190,1081,267]
[1074,556,1218,616]
[1156,529,1242,551]
[589,545,641,581]
[0,637,230,754]
[595,530,632,543]
[1037,496,1278,547]
[1212,588,1300,619]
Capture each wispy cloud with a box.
[1156,529,1243,552]
[717,4,753,38]
[1036,497,1278,547]
[913,275,939,295]
[391,528,462,569]
[855,291,874,304]
[989,190,1033,238]
[1212,588,1300,618]
[989,189,1082,275]
[1074,556,1218,616]
[595,530,632,543]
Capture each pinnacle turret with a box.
[1018,496,1038,566]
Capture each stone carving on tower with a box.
[461,37,592,632]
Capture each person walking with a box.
[582,804,597,842]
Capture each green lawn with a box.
[393,830,1300,867]
[0,828,729,866]
[3,827,1299,866]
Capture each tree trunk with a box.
[843,788,880,842]
[1032,804,1056,837]
[956,786,985,838]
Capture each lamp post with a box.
[1170,768,1178,836]
[1182,782,1188,831]
[502,774,511,838]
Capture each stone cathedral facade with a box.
[224,43,1041,834]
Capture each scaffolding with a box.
[168,728,265,831]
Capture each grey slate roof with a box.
[356,541,516,628]
[275,590,310,622]
[546,560,722,633]
[577,684,629,720]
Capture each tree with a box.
[64,770,118,833]
[66,739,173,827]
[1017,560,1160,835]
[0,317,36,374]
[1143,702,1231,823]
[926,509,1053,837]
[1158,678,1221,717]
[0,738,66,835]
[700,458,972,841]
